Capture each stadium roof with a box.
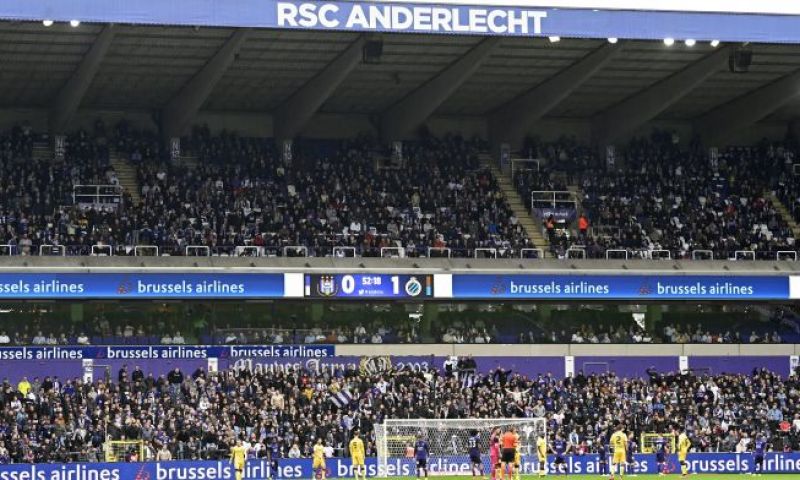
[1,21,800,141]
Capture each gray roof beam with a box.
[162,29,249,139]
[49,25,116,134]
[592,45,734,145]
[694,69,800,145]
[273,35,368,141]
[489,42,622,146]
[380,37,501,141]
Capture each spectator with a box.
[288,443,302,459]
[156,446,172,461]
[16,377,30,396]
[578,214,589,240]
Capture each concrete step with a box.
[480,157,548,252]
[769,191,800,239]
[109,155,142,205]
[32,142,52,161]
[179,155,199,169]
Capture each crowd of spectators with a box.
[517,134,798,260]
[0,303,796,345]
[0,362,798,464]
[3,122,800,260]
[134,130,531,257]
[0,123,533,257]
[0,121,133,255]
[213,320,420,345]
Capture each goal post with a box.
[640,433,676,454]
[375,418,547,477]
[104,440,144,462]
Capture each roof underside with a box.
[0,21,799,122]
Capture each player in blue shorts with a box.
[626,433,638,476]
[597,438,609,477]
[416,435,430,479]
[752,435,766,476]
[551,434,569,476]
[654,436,668,476]
[468,429,485,478]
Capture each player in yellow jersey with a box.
[536,433,548,477]
[313,438,327,480]
[677,427,691,478]
[512,429,521,480]
[350,429,366,480]
[609,424,627,480]
[230,438,248,480]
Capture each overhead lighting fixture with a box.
[548,36,561,43]
[710,40,720,47]
[663,37,675,46]
[608,37,618,44]
[684,39,696,47]
[42,19,53,27]
[69,19,80,27]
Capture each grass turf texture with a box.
[385,476,800,480]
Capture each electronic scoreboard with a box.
[304,274,434,298]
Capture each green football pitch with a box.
[387,476,800,480]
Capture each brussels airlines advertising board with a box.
[448,274,790,300]
[0,345,335,361]
[1,453,800,479]
[0,273,283,299]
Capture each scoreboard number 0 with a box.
[341,275,355,294]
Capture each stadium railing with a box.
[2,244,799,261]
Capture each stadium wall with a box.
[4,453,800,478]
[0,107,789,147]
[1,345,797,384]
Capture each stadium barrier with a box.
[2,453,800,479]
[1,346,799,385]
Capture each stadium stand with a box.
[2,5,800,478]
[0,125,533,258]
[0,302,796,345]
[0,364,796,464]
[517,135,798,260]
[3,123,800,260]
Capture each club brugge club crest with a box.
[317,275,338,297]
[404,277,422,296]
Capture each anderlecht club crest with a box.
[317,275,338,297]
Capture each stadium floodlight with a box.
[375,418,547,478]
[607,37,618,44]
[663,37,675,46]
[684,39,696,47]
[69,19,80,27]
[710,39,720,47]
[42,19,53,27]
[548,36,561,43]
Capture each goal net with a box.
[375,418,547,477]
[104,440,144,462]
[640,433,676,454]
